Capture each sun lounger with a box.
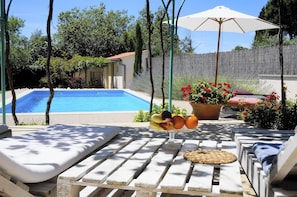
[0,124,120,197]
[227,95,265,107]
[228,89,266,108]
[233,128,297,197]
[222,90,267,118]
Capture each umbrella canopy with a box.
[177,5,279,84]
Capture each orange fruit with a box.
[185,115,198,129]
[172,115,185,129]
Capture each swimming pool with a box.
[1,89,150,113]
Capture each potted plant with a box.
[181,81,234,119]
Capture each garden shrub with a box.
[134,102,188,122]
[241,92,297,130]
[277,103,297,130]
[68,77,86,88]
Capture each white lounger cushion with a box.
[0,124,120,183]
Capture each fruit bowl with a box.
[149,111,199,142]
[149,125,196,133]
[149,125,196,141]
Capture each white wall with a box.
[259,74,297,100]
[121,51,149,88]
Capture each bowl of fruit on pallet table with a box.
[149,110,199,143]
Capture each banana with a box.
[149,121,164,130]
[150,113,174,131]
[151,114,164,123]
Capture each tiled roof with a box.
[107,50,148,60]
[107,52,135,60]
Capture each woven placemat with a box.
[183,149,237,164]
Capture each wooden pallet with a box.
[0,170,56,197]
[58,137,244,197]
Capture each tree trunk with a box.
[5,0,19,125]
[279,0,286,106]
[160,0,170,108]
[5,24,18,125]
[45,0,54,125]
[146,0,154,114]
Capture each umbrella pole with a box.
[215,22,222,85]
[168,0,175,112]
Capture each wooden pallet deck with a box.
[58,137,244,197]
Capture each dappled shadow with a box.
[117,119,251,142]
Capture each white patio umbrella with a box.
[176,5,279,84]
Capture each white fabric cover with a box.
[0,124,120,183]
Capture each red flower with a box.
[180,81,234,104]
[187,85,191,93]
[205,87,211,93]
[224,82,231,88]
[222,88,230,93]
[265,92,279,102]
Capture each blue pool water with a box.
[1,90,150,113]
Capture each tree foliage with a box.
[137,7,179,57]
[233,45,248,51]
[253,0,297,48]
[55,3,134,58]
[133,22,143,76]
[35,55,107,87]
[259,0,297,39]
[179,34,195,54]
[7,16,30,75]
[6,2,193,91]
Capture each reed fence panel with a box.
[151,44,297,81]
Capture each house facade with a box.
[73,50,148,89]
[105,50,148,89]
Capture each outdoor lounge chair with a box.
[0,124,120,197]
[233,127,297,197]
[227,89,267,108]
[222,90,267,118]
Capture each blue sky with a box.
[9,0,271,54]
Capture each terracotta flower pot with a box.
[190,102,222,120]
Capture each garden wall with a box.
[151,44,297,81]
[146,44,297,99]
[259,74,297,100]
